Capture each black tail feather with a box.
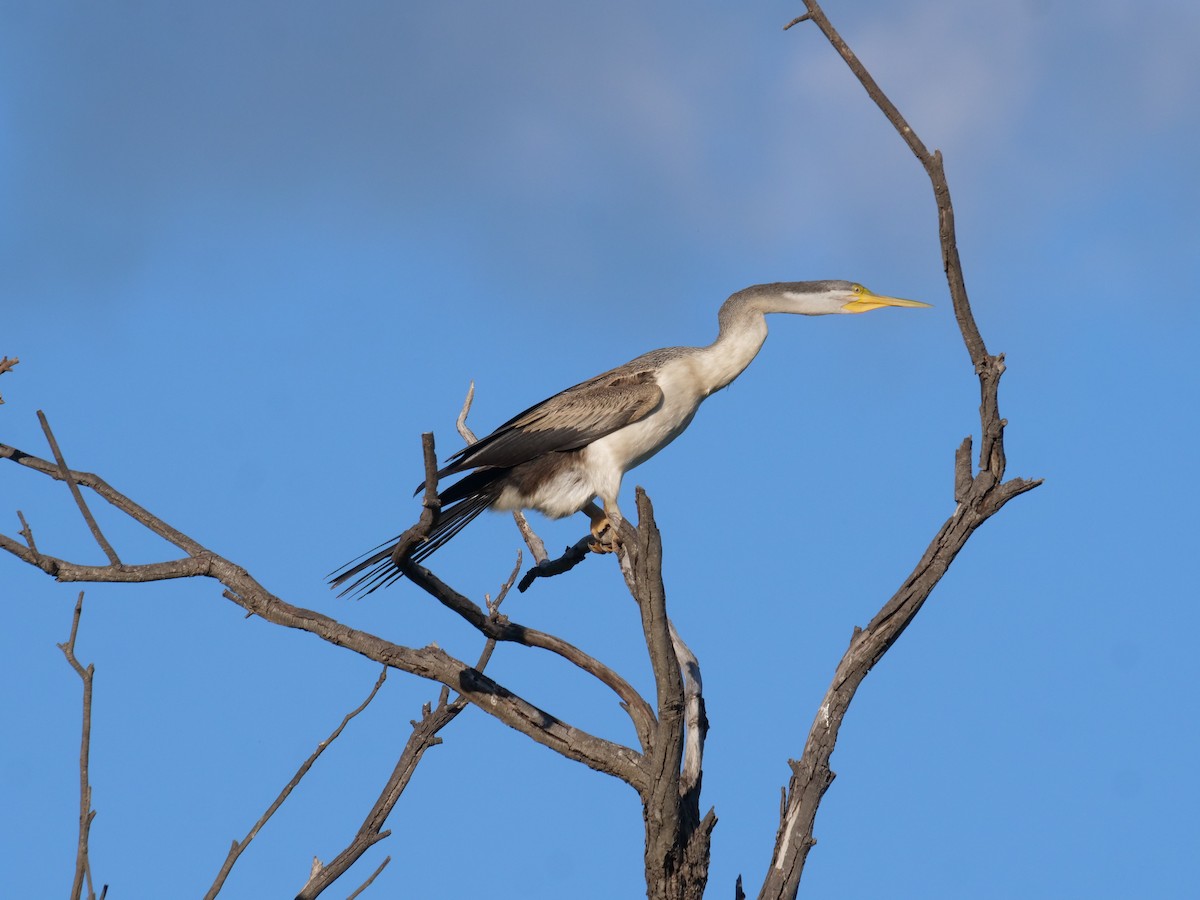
[329,472,505,598]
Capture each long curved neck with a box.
[691,293,770,395]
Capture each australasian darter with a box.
[331,280,930,596]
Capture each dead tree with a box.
[2,3,1039,897]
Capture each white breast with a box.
[581,357,706,507]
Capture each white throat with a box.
[692,306,769,395]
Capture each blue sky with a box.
[2,1,1197,897]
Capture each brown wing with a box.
[441,369,664,473]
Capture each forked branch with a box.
[0,440,646,789]
[758,5,1043,898]
[297,560,519,898]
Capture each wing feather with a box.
[440,369,663,473]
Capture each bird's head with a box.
[746,280,932,316]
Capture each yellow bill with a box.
[842,285,933,314]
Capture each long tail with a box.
[329,469,505,598]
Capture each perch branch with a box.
[401,554,655,752]
[1,441,646,789]
[625,490,716,899]
[635,490,685,810]
[517,530,595,592]
[396,433,654,748]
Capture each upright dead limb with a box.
[607,492,715,900]
[59,593,100,900]
[756,6,1043,898]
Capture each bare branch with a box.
[401,556,655,752]
[296,693,459,898]
[954,436,973,504]
[299,563,519,898]
[38,412,121,566]
[59,593,97,900]
[17,509,39,555]
[633,489,683,811]
[0,354,17,404]
[456,381,549,564]
[455,380,478,443]
[386,432,442,568]
[345,856,391,899]
[2,439,646,787]
[511,510,549,565]
[1,442,208,556]
[670,621,708,799]
[204,667,389,900]
[758,5,1045,897]
[0,532,213,582]
[794,0,985,364]
[517,531,594,592]
[623,491,716,899]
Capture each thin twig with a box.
[456,381,549,564]
[1,441,209,556]
[0,354,17,404]
[17,509,39,556]
[37,412,122,566]
[511,511,549,565]
[455,381,478,444]
[297,562,521,899]
[58,592,97,900]
[792,1,985,364]
[345,856,391,899]
[204,667,389,900]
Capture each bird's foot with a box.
[587,517,618,554]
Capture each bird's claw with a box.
[588,518,618,554]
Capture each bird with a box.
[330,280,930,596]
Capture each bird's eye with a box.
[853,284,864,293]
